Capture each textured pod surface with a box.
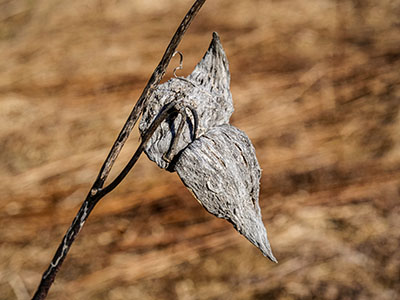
[175,124,276,262]
[139,32,276,261]
[139,33,234,170]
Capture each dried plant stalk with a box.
[31,1,206,299]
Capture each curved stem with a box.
[32,103,179,300]
[99,102,178,197]
[31,1,206,299]
[93,0,206,190]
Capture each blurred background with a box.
[1,0,400,299]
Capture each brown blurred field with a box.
[1,0,400,299]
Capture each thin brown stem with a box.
[31,1,206,299]
[99,102,179,197]
[93,0,206,190]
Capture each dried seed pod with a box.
[139,32,234,170]
[139,32,276,261]
[175,124,277,262]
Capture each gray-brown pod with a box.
[175,124,276,262]
[139,32,277,262]
[139,32,233,170]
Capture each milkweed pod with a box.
[139,32,233,170]
[175,124,277,262]
[139,32,276,262]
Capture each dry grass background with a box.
[1,0,400,299]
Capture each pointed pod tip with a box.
[258,238,278,263]
[212,31,220,40]
[211,32,222,47]
[261,247,278,263]
[269,254,279,264]
[187,31,231,92]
